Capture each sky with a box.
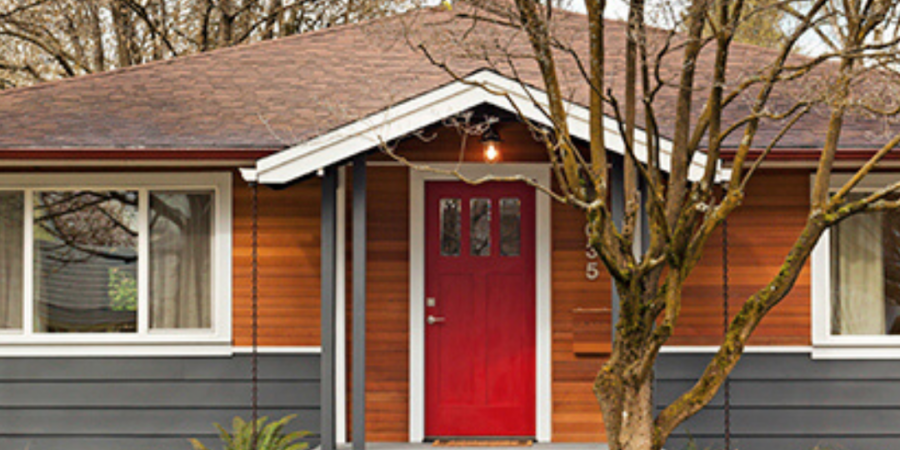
[428,0,837,56]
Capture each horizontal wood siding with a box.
[0,354,319,450]
[551,198,609,443]
[348,166,411,442]
[671,169,811,346]
[233,174,321,347]
[658,352,900,450]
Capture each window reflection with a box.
[33,191,138,333]
[500,198,521,257]
[470,198,491,256]
[440,198,461,256]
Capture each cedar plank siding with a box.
[347,166,412,442]
[233,174,322,347]
[226,122,813,440]
[670,169,811,346]
[550,198,609,442]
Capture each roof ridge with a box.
[0,5,447,99]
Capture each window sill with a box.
[812,342,900,360]
[0,339,235,357]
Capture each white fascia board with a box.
[254,69,719,184]
[240,167,258,182]
[256,78,481,184]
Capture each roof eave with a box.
[248,70,721,185]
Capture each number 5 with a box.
[586,262,600,281]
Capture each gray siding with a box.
[657,353,900,450]
[0,354,320,450]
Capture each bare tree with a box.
[0,0,420,88]
[394,1,900,449]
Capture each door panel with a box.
[425,181,536,438]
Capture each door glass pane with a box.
[150,191,213,330]
[0,192,23,329]
[470,198,491,256]
[440,198,461,256]
[33,191,138,333]
[500,198,521,257]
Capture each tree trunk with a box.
[111,2,133,68]
[596,368,656,450]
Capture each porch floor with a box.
[331,443,609,450]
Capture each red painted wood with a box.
[425,181,536,437]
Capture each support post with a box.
[352,154,367,450]
[320,166,338,450]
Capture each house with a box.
[0,4,896,450]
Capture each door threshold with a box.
[431,439,534,447]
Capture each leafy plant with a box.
[189,415,309,450]
[108,268,137,311]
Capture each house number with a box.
[585,224,600,281]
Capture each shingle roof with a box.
[0,4,894,158]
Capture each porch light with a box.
[482,126,502,163]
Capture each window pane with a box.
[470,198,491,256]
[150,191,213,329]
[0,192,23,329]
[500,198,521,257]
[440,198,461,257]
[831,194,900,336]
[34,191,138,333]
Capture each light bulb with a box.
[484,142,500,163]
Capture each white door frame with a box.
[408,163,552,442]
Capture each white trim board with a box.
[245,70,720,185]
[660,346,812,354]
[335,167,349,444]
[232,346,323,354]
[408,163,552,442]
[0,345,322,358]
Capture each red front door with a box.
[425,181,536,438]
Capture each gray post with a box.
[610,159,624,344]
[320,166,338,450]
[352,154,367,450]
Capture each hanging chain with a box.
[722,217,731,450]
[251,182,260,450]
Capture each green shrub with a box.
[189,415,310,450]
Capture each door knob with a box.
[426,315,446,325]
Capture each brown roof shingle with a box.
[0,5,894,157]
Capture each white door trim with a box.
[408,163,552,442]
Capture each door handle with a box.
[426,315,446,325]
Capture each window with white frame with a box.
[813,174,900,355]
[0,173,231,347]
[828,192,900,336]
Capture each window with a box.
[439,198,461,256]
[470,198,491,256]
[829,194,900,336]
[499,198,521,257]
[0,173,232,353]
[813,174,900,357]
